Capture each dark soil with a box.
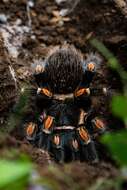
[0,0,127,189]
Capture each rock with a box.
[0,14,7,23]
[0,33,17,112]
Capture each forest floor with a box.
[0,0,127,189]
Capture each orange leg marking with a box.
[74,88,90,97]
[93,118,105,130]
[26,122,37,136]
[44,116,54,130]
[87,62,95,71]
[79,127,90,143]
[72,139,79,150]
[41,88,53,97]
[53,135,60,146]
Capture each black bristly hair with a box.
[24,45,106,163]
[34,72,48,87]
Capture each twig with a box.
[26,0,33,29]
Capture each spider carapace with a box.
[25,45,107,162]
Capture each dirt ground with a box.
[0,0,127,189]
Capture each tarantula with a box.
[25,45,107,162]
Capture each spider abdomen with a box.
[44,46,84,93]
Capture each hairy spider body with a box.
[25,45,106,162]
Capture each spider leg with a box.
[51,131,80,162]
[75,109,98,162]
[85,53,102,73]
[76,125,98,162]
[24,111,100,162]
[90,86,116,98]
[82,108,107,135]
[82,53,102,87]
[25,122,38,141]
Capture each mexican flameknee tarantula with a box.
[25,45,107,162]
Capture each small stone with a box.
[15,19,22,25]
[2,0,9,3]
[60,9,69,17]
[28,0,34,8]
[58,20,64,27]
[31,35,36,40]
[0,14,7,23]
